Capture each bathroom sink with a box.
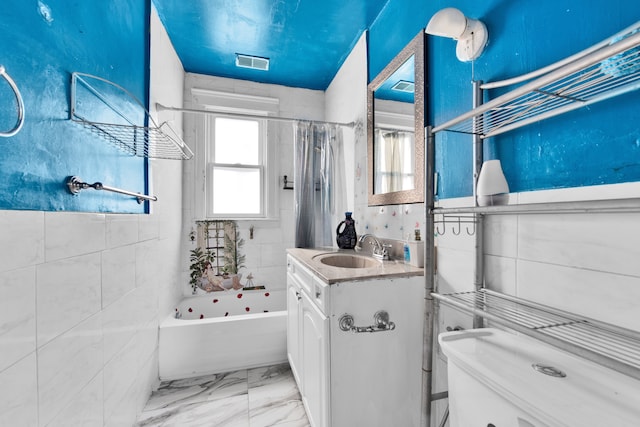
[314,253,380,269]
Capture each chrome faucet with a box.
[354,234,390,260]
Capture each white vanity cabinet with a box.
[287,255,330,427]
[287,252,424,427]
[286,271,302,382]
[300,288,330,427]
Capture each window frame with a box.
[191,89,280,221]
[205,114,268,219]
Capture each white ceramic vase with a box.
[476,159,509,206]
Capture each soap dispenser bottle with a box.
[403,242,411,264]
[336,212,357,249]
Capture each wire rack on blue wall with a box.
[69,72,193,160]
[432,27,640,139]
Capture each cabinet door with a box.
[286,275,302,384]
[301,291,329,427]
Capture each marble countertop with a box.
[287,247,424,284]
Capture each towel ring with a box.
[0,65,25,137]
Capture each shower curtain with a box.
[294,121,345,248]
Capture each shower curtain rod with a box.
[376,126,414,134]
[156,103,356,128]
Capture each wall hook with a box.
[283,175,294,190]
[466,220,476,236]
[451,217,462,235]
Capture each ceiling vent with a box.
[391,80,415,93]
[235,54,270,71]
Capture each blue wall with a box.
[369,0,640,199]
[0,1,150,212]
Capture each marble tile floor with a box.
[136,363,310,427]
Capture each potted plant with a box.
[223,221,245,275]
[221,221,245,289]
[189,247,215,294]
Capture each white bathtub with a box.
[159,289,287,380]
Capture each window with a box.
[206,116,267,218]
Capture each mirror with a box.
[367,31,425,206]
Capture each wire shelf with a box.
[432,28,640,138]
[433,289,640,380]
[70,72,193,160]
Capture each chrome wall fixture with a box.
[0,65,25,137]
[66,175,157,203]
[338,310,396,333]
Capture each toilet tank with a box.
[439,328,640,427]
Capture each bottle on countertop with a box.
[336,212,357,249]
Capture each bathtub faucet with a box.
[175,309,182,319]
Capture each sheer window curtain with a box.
[375,129,414,193]
[294,121,346,248]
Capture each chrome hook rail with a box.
[434,214,477,236]
[338,310,396,333]
[66,175,157,204]
[0,65,25,137]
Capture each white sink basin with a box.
[314,253,380,269]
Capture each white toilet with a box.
[439,328,640,427]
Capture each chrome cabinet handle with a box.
[338,311,396,333]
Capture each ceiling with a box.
[152,0,390,91]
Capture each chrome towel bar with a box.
[66,175,157,203]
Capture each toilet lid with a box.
[439,328,640,426]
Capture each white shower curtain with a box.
[294,121,345,248]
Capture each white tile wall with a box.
[47,372,104,427]
[37,313,103,426]
[0,7,184,426]
[106,214,139,249]
[102,289,138,364]
[0,266,36,372]
[0,353,38,426]
[517,212,640,277]
[101,244,136,309]
[0,210,44,271]
[103,337,140,421]
[516,259,640,331]
[36,253,102,346]
[44,213,106,261]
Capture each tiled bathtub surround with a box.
[136,363,309,427]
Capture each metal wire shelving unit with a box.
[432,289,640,381]
[70,72,193,160]
[432,30,640,138]
[423,22,640,427]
